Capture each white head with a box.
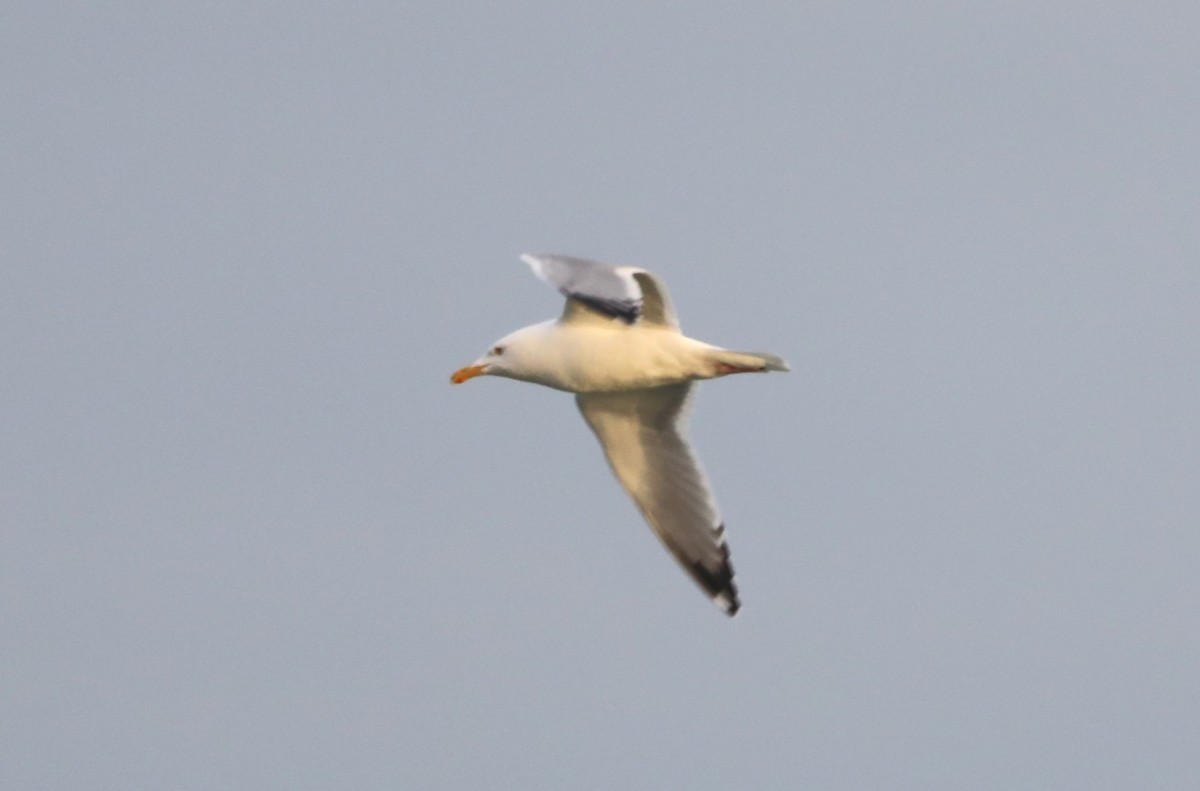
[450,323,548,386]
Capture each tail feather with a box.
[711,349,790,373]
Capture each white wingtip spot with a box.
[520,253,551,284]
[716,594,740,616]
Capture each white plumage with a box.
[451,254,788,616]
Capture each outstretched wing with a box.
[575,383,738,615]
[521,253,679,330]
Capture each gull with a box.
[451,254,788,615]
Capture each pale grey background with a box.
[3,3,1198,789]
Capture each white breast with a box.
[518,322,714,394]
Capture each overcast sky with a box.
[3,3,1198,789]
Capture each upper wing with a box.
[575,383,738,615]
[521,253,680,330]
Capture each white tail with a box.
[712,349,790,373]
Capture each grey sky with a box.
[3,3,1198,789]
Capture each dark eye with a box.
[491,345,505,356]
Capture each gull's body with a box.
[452,254,788,616]
[475,319,732,393]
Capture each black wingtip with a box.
[689,528,740,617]
[571,293,642,324]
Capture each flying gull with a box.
[451,254,788,616]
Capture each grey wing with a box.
[575,383,738,615]
[521,253,679,329]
